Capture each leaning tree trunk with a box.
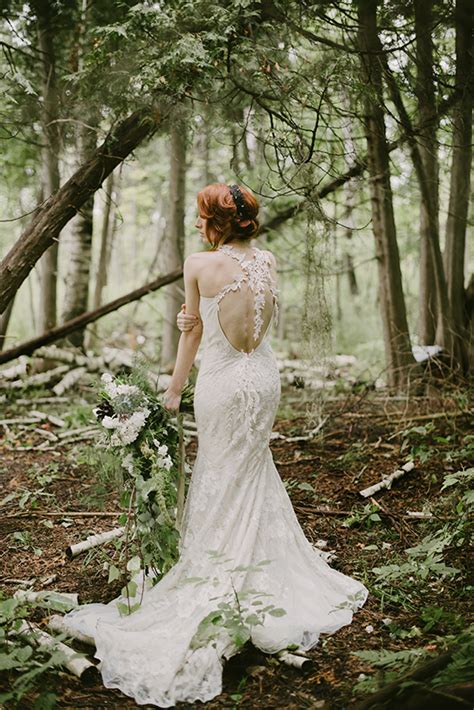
[415,0,438,345]
[444,0,473,373]
[357,0,415,389]
[36,5,61,333]
[0,106,161,314]
[0,269,183,365]
[160,120,187,371]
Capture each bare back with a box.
[197,245,278,354]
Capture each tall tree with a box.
[35,0,61,333]
[414,0,438,345]
[444,0,473,372]
[160,118,188,370]
[357,0,415,388]
[61,0,97,347]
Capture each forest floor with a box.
[1,381,472,709]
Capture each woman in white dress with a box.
[62,183,368,707]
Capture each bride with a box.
[62,183,368,707]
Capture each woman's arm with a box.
[163,255,203,410]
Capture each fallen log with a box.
[354,647,466,710]
[0,269,183,365]
[15,620,97,681]
[53,367,88,395]
[14,590,79,613]
[48,614,94,646]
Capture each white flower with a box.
[122,453,134,475]
[162,456,173,471]
[115,384,140,397]
[102,415,119,429]
[158,444,169,457]
[365,625,374,634]
[382,618,392,626]
[101,372,113,384]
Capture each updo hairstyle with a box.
[196,183,259,249]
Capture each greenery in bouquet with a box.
[93,368,194,613]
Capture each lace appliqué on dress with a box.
[217,245,278,340]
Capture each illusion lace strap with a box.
[217,246,278,340]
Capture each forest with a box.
[0,0,473,708]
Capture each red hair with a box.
[197,183,259,249]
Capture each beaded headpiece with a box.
[228,184,252,226]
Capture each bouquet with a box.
[94,369,193,614]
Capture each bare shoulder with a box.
[261,248,277,267]
[184,251,216,272]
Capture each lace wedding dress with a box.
[62,244,368,707]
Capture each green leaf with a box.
[108,564,121,583]
[268,608,286,617]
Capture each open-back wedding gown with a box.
[62,244,368,707]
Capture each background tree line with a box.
[0,0,472,388]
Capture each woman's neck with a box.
[221,239,253,250]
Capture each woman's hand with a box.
[162,387,181,412]
[177,303,200,332]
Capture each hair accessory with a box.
[228,184,252,224]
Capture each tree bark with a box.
[61,0,97,347]
[415,0,438,345]
[0,106,161,314]
[92,172,115,313]
[357,0,415,389]
[160,120,187,370]
[36,3,61,333]
[0,269,182,365]
[86,172,120,350]
[0,298,15,351]
[444,0,473,372]
[61,122,97,345]
[379,30,453,356]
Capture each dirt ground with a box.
[1,385,471,709]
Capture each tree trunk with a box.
[86,172,121,351]
[357,0,415,389]
[0,298,15,351]
[61,122,97,345]
[415,0,438,345]
[36,5,61,333]
[379,27,453,357]
[61,0,97,347]
[92,172,115,313]
[444,0,473,372]
[0,106,161,314]
[160,120,187,371]
[342,176,359,297]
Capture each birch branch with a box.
[53,367,88,395]
[359,461,415,498]
[48,614,95,646]
[16,621,97,680]
[66,526,125,558]
[14,590,79,613]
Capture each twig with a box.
[4,510,121,519]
